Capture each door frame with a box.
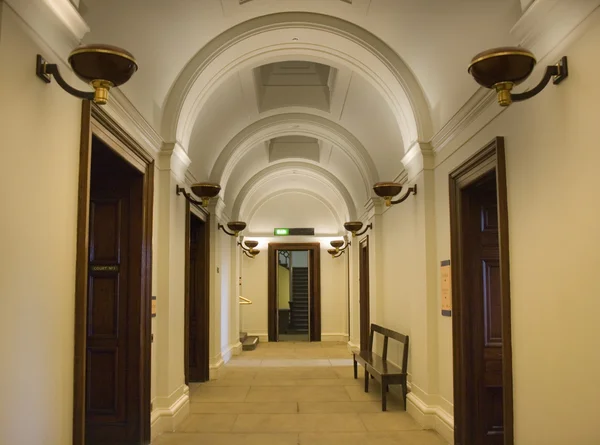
[359,235,370,351]
[449,137,513,445]
[73,101,154,445]
[268,243,321,342]
[184,201,210,384]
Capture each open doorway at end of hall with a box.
[277,250,310,341]
[268,243,321,342]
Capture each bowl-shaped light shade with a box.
[250,249,260,256]
[468,47,536,89]
[68,44,138,87]
[330,240,345,250]
[191,183,221,199]
[373,182,403,199]
[227,221,247,233]
[327,249,338,256]
[244,240,259,249]
[344,221,364,234]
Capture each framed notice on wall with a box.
[151,296,157,318]
[440,260,452,316]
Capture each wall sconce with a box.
[219,221,247,237]
[327,248,344,258]
[239,240,260,258]
[176,183,221,207]
[373,182,417,207]
[329,238,350,258]
[468,47,568,107]
[344,221,372,237]
[36,44,138,105]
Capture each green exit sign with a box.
[274,228,290,236]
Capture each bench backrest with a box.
[369,323,409,374]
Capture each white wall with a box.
[374,10,600,444]
[241,236,348,340]
[0,5,82,444]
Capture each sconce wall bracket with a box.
[176,184,206,207]
[354,223,372,237]
[389,184,417,206]
[511,56,568,103]
[36,55,95,101]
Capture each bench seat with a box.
[352,324,409,411]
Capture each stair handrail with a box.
[239,295,252,305]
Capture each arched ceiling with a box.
[80,0,522,232]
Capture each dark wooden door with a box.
[188,213,209,382]
[462,173,505,444]
[359,236,370,351]
[86,141,144,444]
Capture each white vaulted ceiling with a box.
[80,0,522,233]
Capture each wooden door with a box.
[86,141,144,444]
[188,213,209,382]
[463,173,504,444]
[450,137,513,445]
[359,236,370,351]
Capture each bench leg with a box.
[402,381,407,411]
[382,381,387,412]
[364,370,369,393]
[353,358,357,379]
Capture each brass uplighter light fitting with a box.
[36,44,138,105]
[176,183,221,207]
[468,47,568,107]
[219,221,247,237]
[373,182,417,207]
[239,239,260,258]
[344,221,372,237]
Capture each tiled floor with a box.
[153,342,447,445]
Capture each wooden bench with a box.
[353,324,409,411]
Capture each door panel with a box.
[359,237,370,351]
[188,214,209,382]
[86,141,143,444]
[464,174,504,445]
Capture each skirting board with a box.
[406,392,454,444]
[248,333,349,342]
[150,391,190,440]
[210,342,242,380]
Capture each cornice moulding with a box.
[5,0,88,63]
[511,0,600,62]
[104,89,163,159]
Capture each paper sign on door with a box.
[441,260,452,317]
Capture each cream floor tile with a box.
[232,413,366,433]
[260,359,332,367]
[218,369,258,379]
[191,386,250,402]
[344,385,383,402]
[256,368,339,379]
[329,359,353,366]
[298,401,382,413]
[359,412,422,431]
[226,359,263,367]
[245,386,351,402]
[201,378,256,387]
[177,414,238,432]
[190,402,298,414]
[332,366,366,378]
[299,431,445,445]
[153,432,299,445]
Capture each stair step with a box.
[242,336,259,351]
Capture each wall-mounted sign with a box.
[441,260,452,317]
[273,228,315,236]
[90,264,119,272]
[151,296,157,318]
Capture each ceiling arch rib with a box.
[245,189,344,236]
[210,113,378,198]
[161,12,433,153]
[232,161,356,225]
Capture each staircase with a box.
[289,267,309,333]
